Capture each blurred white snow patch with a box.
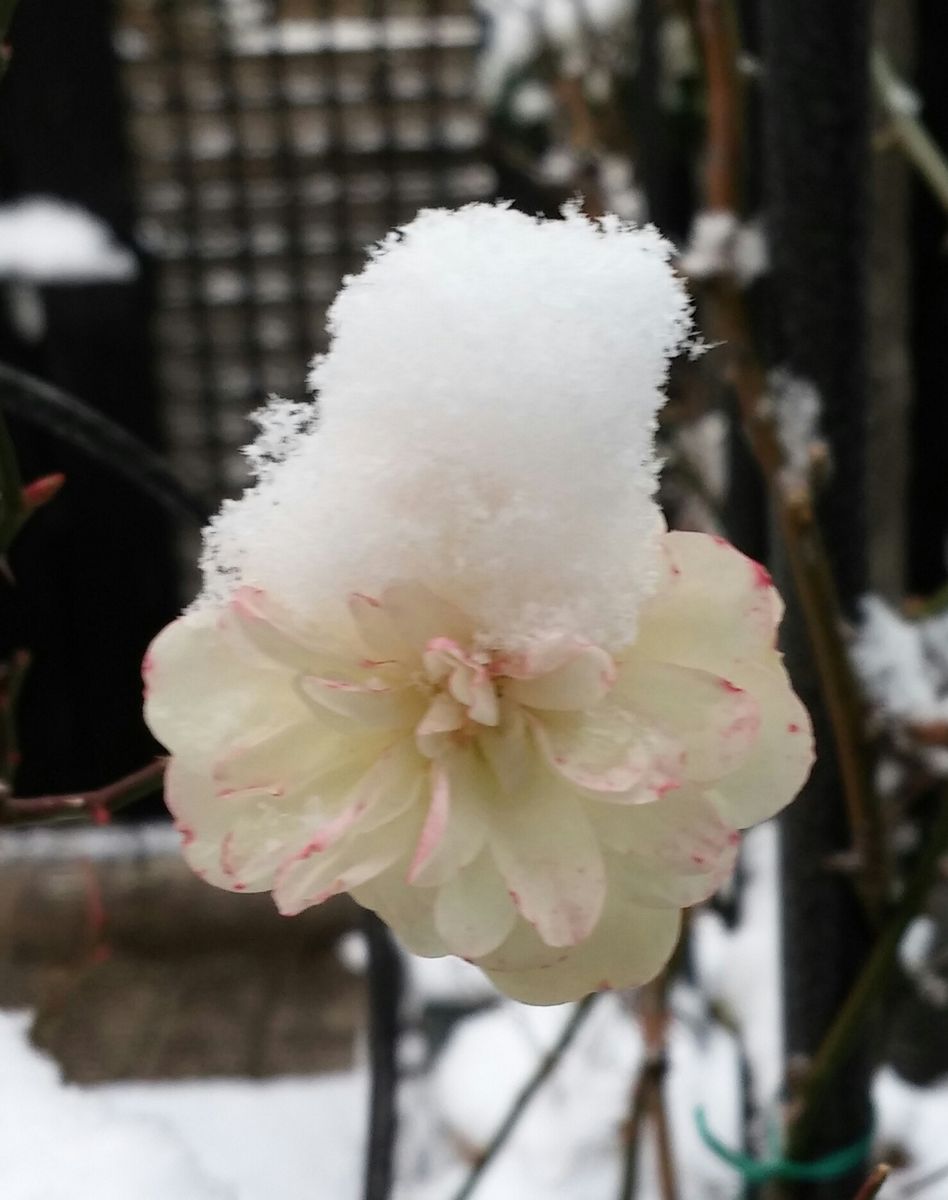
[200,203,691,653]
[0,821,179,863]
[851,596,948,775]
[0,198,137,283]
[770,368,825,492]
[474,0,636,100]
[414,993,740,1200]
[680,209,768,285]
[0,1011,231,1200]
[693,823,783,1106]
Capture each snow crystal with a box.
[770,368,825,492]
[198,203,692,652]
[0,197,137,284]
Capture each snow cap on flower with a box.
[200,202,691,651]
[147,205,813,1006]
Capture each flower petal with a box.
[299,674,424,729]
[614,658,761,782]
[635,531,782,673]
[352,865,447,958]
[504,641,617,712]
[530,703,684,796]
[707,657,814,827]
[380,581,475,651]
[145,611,296,771]
[584,788,740,907]
[480,857,681,1005]
[434,852,517,958]
[348,592,413,661]
[408,749,489,887]
[487,771,606,948]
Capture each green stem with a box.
[872,48,948,218]
[450,995,598,1200]
[785,794,948,1160]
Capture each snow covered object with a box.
[144,204,812,1005]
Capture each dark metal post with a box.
[762,2,873,1195]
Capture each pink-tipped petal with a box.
[480,860,681,1005]
[300,674,424,729]
[380,581,475,651]
[487,773,606,948]
[348,592,412,660]
[505,641,617,712]
[408,751,489,887]
[614,658,761,782]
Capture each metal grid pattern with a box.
[114,0,495,503]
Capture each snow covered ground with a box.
[3,825,948,1198]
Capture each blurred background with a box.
[1,2,948,1198]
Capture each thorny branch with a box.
[872,48,948,220]
[0,758,166,828]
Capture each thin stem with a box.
[618,1065,653,1200]
[852,1163,891,1200]
[872,48,948,218]
[451,994,598,1200]
[785,794,948,1160]
[0,406,23,554]
[0,758,166,828]
[362,911,403,1200]
[692,0,888,920]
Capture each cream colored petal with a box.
[272,813,417,916]
[634,531,782,673]
[529,704,684,797]
[227,586,356,676]
[299,674,425,729]
[504,642,617,712]
[380,581,475,651]
[478,699,531,792]
[480,858,681,1005]
[434,852,518,959]
[487,770,606,948]
[145,611,296,771]
[408,750,489,886]
[352,864,447,958]
[706,658,814,827]
[348,592,413,661]
[585,789,740,908]
[614,659,760,782]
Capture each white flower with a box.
[145,532,811,1005]
[143,204,812,1004]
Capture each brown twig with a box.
[852,1163,891,1200]
[618,973,679,1200]
[691,0,888,921]
[451,995,599,1200]
[0,758,167,828]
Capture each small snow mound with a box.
[0,197,137,283]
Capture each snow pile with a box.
[0,1012,230,1200]
[199,203,692,652]
[0,198,137,284]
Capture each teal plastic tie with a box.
[695,1107,873,1184]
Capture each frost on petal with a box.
[408,749,489,887]
[145,611,298,772]
[635,531,782,674]
[615,658,761,782]
[707,658,814,827]
[487,771,606,947]
[585,789,740,908]
[503,640,617,711]
[434,851,518,958]
[479,859,681,1005]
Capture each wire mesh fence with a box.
[113,0,496,506]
